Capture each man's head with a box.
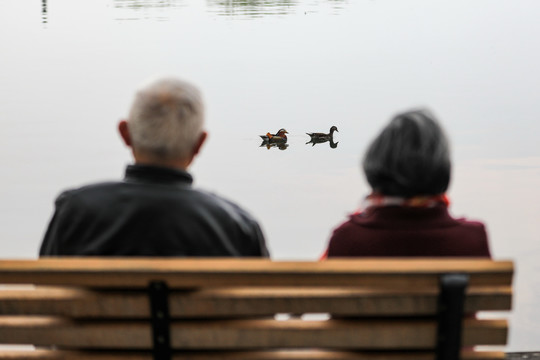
[119,77,207,169]
[362,109,451,197]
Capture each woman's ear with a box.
[118,120,132,147]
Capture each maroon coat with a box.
[326,205,491,258]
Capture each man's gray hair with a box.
[128,77,205,160]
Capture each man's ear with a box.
[192,131,208,157]
[118,120,132,147]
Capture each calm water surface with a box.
[1,0,540,351]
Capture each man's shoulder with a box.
[188,189,267,256]
[55,180,256,221]
[55,181,124,204]
[190,188,255,219]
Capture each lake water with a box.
[1,0,539,351]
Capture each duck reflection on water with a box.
[306,126,339,148]
[259,140,289,150]
[259,128,289,150]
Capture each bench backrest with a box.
[0,258,513,360]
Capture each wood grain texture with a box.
[0,317,507,349]
[0,286,512,317]
[0,259,514,288]
[0,258,513,359]
[0,350,507,360]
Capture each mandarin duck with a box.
[260,128,289,142]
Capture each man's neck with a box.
[133,154,191,172]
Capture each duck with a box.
[260,128,288,142]
[306,126,338,142]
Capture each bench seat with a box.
[0,258,513,360]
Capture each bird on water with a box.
[306,126,338,142]
[260,128,289,142]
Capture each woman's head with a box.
[362,109,451,197]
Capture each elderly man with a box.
[40,77,269,257]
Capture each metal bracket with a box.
[436,273,469,360]
[149,281,172,360]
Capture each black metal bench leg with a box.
[436,273,469,360]
[149,281,172,360]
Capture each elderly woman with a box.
[323,109,491,258]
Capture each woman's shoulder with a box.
[453,217,486,233]
[327,207,491,257]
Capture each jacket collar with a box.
[124,164,193,186]
[350,205,459,229]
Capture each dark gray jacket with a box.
[40,165,269,257]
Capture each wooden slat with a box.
[0,259,514,288]
[0,317,507,349]
[0,286,512,317]
[0,349,507,360]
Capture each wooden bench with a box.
[0,258,513,360]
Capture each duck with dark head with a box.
[306,126,339,148]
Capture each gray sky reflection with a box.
[0,0,539,351]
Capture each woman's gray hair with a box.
[127,77,205,160]
[362,109,451,197]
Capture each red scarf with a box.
[356,193,449,215]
